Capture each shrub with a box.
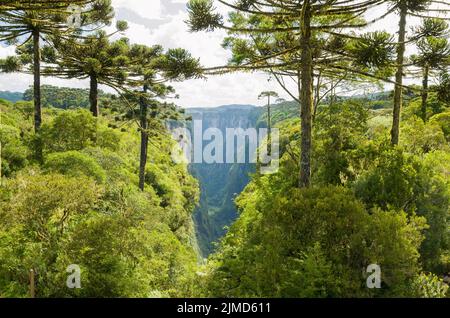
[354,147,420,212]
[206,185,425,297]
[354,148,450,274]
[40,109,97,153]
[97,127,121,151]
[430,111,450,141]
[0,124,28,177]
[44,151,106,183]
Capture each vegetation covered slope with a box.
[0,98,200,297]
[22,85,114,110]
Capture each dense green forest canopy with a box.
[22,85,113,109]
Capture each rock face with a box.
[186,105,264,256]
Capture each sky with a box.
[0,1,441,108]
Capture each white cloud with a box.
[113,0,162,19]
[110,1,284,107]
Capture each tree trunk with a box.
[32,29,43,162]
[33,30,42,132]
[267,95,272,156]
[89,74,99,117]
[391,3,407,145]
[138,85,149,191]
[299,0,313,188]
[313,72,321,122]
[29,269,35,298]
[421,64,429,122]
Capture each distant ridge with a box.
[186,104,259,112]
[0,91,23,103]
[184,104,264,256]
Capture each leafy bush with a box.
[430,110,450,141]
[205,184,425,297]
[410,273,449,298]
[354,148,450,274]
[50,212,197,297]
[354,147,420,212]
[96,127,121,151]
[40,109,97,153]
[417,151,450,273]
[0,173,99,297]
[313,100,369,185]
[400,116,448,154]
[403,93,449,121]
[44,151,106,183]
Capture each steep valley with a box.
[186,105,265,256]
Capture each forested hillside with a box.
[0,98,200,297]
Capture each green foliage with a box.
[44,151,106,184]
[0,173,100,297]
[40,109,97,153]
[0,100,30,177]
[354,148,450,274]
[411,34,450,70]
[430,110,450,141]
[413,18,449,38]
[96,127,121,151]
[0,98,200,298]
[0,170,199,297]
[313,100,369,185]
[410,273,449,298]
[0,123,29,177]
[347,31,396,75]
[354,147,421,212]
[14,101,34,120]
[23,85,112,110]
[400,116,448,154]
[279,243,340,298]
[404,93,449,120]
[187,0,223,32]
[436,71,450,104]
[155,48,202,81]
[46,31,130,90]
[50,212,197,298]
[204,184,425,297]
[417,151,450,273]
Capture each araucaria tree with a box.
[43,22,129,117]
[0,0,113,131]
[411,18,450,121]
[187,0,396,187]
[126,45,202,191]
[258,91,279,155]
